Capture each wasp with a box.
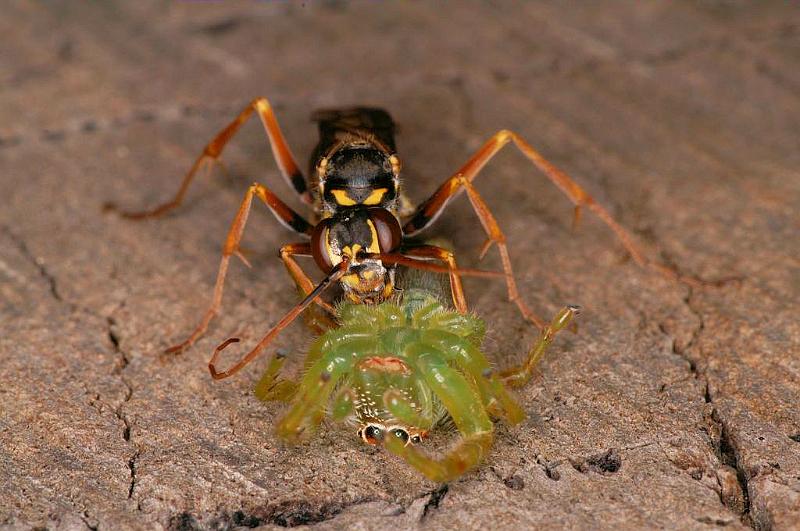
[105,96,692,379]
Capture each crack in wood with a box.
[1,225,64,304]
[658,287,754,528]
[105,314,139,505]
[167,498,377,529]
[420,484,449,521]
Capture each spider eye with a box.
[410,434,422,444]
[390,428,410,445]
[361,425,383,445]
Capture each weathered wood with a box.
[1,2,797,529]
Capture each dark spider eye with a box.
[390,428,410,445]
[410,435,422,444]
[362,425,383,444]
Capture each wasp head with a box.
[311,207,402,304]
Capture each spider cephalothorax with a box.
[255,286,577,482]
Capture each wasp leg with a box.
[165,182,312,355]
[384,343,494,482]
[404,130,713,302]
[400,245,468,315]
[499,305,579,388]
[105,96,312,219]
[208,261,348,380]
[280,242,337,333]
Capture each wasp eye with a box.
[362,425,383,444]
[367,207,401,253]
[390,428,410,445]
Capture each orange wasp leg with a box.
[209,262,349,380]
[400,245,469,314]
[280,242,338,332]
[165,182,312,355]
[461,176,545,327]
[105,96,312,219]
[404,129,711,301]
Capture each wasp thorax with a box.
[318,146,399,213]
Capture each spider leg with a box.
[384,344,494,483]
[164,182,313,355]
[331,386,356,421]
[105,96,311,219]
[276,336,378,443]
[499,305,579,388]
[384,388,435,430]
[421,330,525,425]
[254,350,296,402]
[255,329,364,410]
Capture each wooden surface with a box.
[1,2,798,530]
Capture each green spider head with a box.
[334,290,486,447]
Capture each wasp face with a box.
[311,207,402,303]
[339,260,394,303]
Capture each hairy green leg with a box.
[499,305,578,388]
[338,302,405,329]
[409,300,446,324]
[253,351,297,402]
[254,324,378,403]
[384,344,494,482]
[421,330,525,424]
[276,336,378,443]
[424,310,486,342]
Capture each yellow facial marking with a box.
[341,274,362,290]
[342,244,363,258]
[382,279,394,299]
[363,188,388,206]
[331,189,357,206]
[365,220,381,254]
[389,155,401,175]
